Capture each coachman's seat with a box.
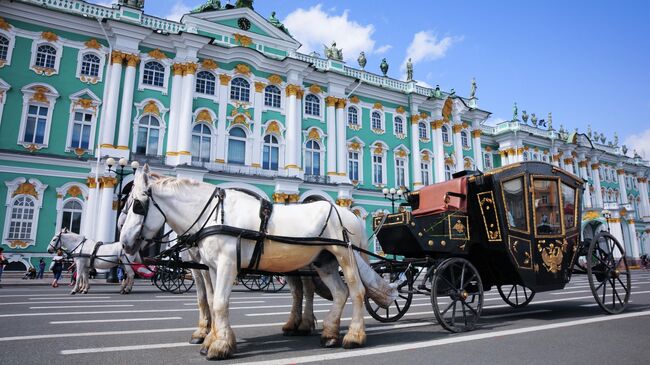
[411,176,469,217]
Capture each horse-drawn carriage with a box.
[366,161,631,332]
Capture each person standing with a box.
[0,247,7,286]
[50,249,65,288]
[36,258,46,279]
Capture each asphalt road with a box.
[1,272,650,365]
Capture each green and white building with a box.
[0,0,648,270]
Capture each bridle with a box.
[50,232,87,258]
[127,187,170,247]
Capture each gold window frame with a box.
[477,191,502,242]
[499,173,530,234]
[560,181,578,231]
[530,175,565,239]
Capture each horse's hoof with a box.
[320,336,340,348]
[342,332,366,349]
[189,337,204,345]
[199,346,208,356]
[342,340,364,349]
[206,341,235,360]
[69,291,76,295]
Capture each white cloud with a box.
[401,31,462,71]
[624,128,650,159]
[165,1,192,21]
[374,44,392,55]
[283,5,378,62]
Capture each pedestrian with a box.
[50,249,65,288]
[36,258,45,279]
[0,247,7,286]
[117,265,124,283]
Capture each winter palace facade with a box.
[0,0,649,270]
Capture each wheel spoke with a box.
[507,285,515,299]
[615,276,629,294]
[394,300,402,312]
[462,300,479,317]
[514,285,519,305]
[440,300,456,316]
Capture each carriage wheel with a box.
[263,275,287,292]
[241,274,266,291]
[586,232,631,314]
[497,284,535,308]
[364,270,413,323]
[168,268,195,294]
[153,270,167,292]
[431,257,483,333]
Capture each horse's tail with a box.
[354,251,397,308]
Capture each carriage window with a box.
[502,177,528,232]
[561,182,576,229]
[533,179,562,236]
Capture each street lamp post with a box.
[382,187,404,213]
[105,157,139,283]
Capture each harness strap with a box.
[89,241,104,268]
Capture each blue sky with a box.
[91,0,650,157]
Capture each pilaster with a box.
[410,114,422,188]
[116,53,140,158]
[325,96,337,175]
[334,98,349,183]
[177,62,198,165]
[165,62,185,166]
[591,162,603,208]
[472,129,483,171]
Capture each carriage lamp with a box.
[382,187,404,213]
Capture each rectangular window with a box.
[532,178,562,236]
[348,151,359,181]
[501,176,529,232]
[70,111,92,150]
[396,159,405,187]
[24,104,48,145]
[421,162,430,186]
[373,155,383,185]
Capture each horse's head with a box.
[47,228,68,253]
[119,164,166,255]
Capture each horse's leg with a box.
[190,267,210,344]
[297,276,316,335]
[70,260,82,295]
[124,265,135,294]
[199,268,215,355]
[335,249,367,349]
[281,275,303,335]
[206,252,237,360]
[313,258,348,348]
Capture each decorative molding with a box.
[308,84,322,94]
[0,17,11,31]
[410,115,420,124]
[66,185,82,198]
[307,128,321,141]
[184,62,198,75]
[373,102,383,110]
[233,33,253,47]
[172,63,185,76]
[349,95,360,104]
[471,129,482,138]
[325,96,337,107]
[125,54,140,67]
[452,124,463,133]
[336,98,346,109]
[196,109,213,124]
[41,31,59,42]
[147,49,168,60]
[285,84,301,96]
[254,81,266,93]
[267,74,282,85]
[266,121,280,134]
[396,106,405,114]
[143,100,160,116]
[234,63,251,75]
[336,198,353,208]
[13,182,38,198]
[201,59,218,70]
[219,74,232,85]
[111,50,125,64]
[84,39,102,49]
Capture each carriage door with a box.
[502,175,534,276]
[560,181,580,275]
[531,177,567,285]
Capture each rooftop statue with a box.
[357,52,367,69]
[433,85,442,98]
[449,88,456,96]
[235,0,254,10]
[406,58,413,81]
[614,132,619,146]
[521,110,528,123]
[587,124,592,138]
[547,112,553,130]
[118,0,145,9]
[622,145,628,155]
[512,102,518,121]
[269,11,290,35]
[470,77,477,98]
[531,113,538,126]
[191,0,221,13]
[380,58,389,76]
[324,41,343,61]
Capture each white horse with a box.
[47,230,138,294]
[119,165,394,360]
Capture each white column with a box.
[295,91,303,171]
[564,157,575,174]
[432,121,445,183]
[177,63,197,165]
[100,51,124,148]
[617,168,628,204]
[452,124,464,172]
[410,115,422,188]
[251,82,265,168]
[472,129,483,171]
[551,149,560,167]
[95,177,116,242]
[335,98,347,178]
[215,74,230,163]
[591,163,604,208]
[82,177,98,238]
[116,55,139,150]
[628,220,640,259]
[325,96,337,175]
[638,177,650,217]
[165,63,184,165]
[608,217,625,259]
[284,85,299,175]
[579,161,592,209]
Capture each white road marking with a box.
[247,309,330,317]
[1,299,197,306]
[29,304,134,309]
[580,304,600,307]
[61,342,195,354]
[551,290,590,295]
[232,310,650,365]
[50,317,183,324]
[0,308,198,318]
[482,310,551,319]
[28,296,111,300]
[183,300,264,306]
[0,293,93,298]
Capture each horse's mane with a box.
[149,172,201,192]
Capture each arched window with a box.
[35,44,56,69]
[70,110,93,150]
[418,121,427,139]
[394,116,404,135]
[135,115,161,156]
[347,107,358,126]
[7,196,35,240]
[80,53,100,77]
[195,71,216,95]
[371,111,382,130]
[461,130,470,148]
[262,134,279,170]
[230,77,250,102]
[61,199,83,233]
[442,125,450,144]
[143,61,165,87]
[227,127,246,165]
[305,140,321,175]
[264,85,281,108]
[305,94,320,117]
[0,35,8,61]
[191,123,212,162]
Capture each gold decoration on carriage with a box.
[538,241,563,274]
[13,182,38,198]
[508,236,533,270]
[477,191,502,242]
[448,215,469,240]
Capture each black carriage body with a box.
[374,162,584,293]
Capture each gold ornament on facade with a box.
[41,31,59,42]
[32,66,56,76]
[373,143,384,155]
[234,63,251,75]
[396,106,405,114]
[126,54,140,67]
[75,98,94,110]
[471,129,481,138]
[420,112,428,120]
[266,121,280,134]
[564,158,574,165]
[285,84,300,96]
[184,62,198,75]
[233,33,253,47]
[349,95,360,104]
[201,59,218,70]
[410,115,420,124]
[13,182,38,198]
[325,96,337,107]
[73,148,87,157]
[219,74,232,85]
[0,17,11,30]
[349,141,361,151]
[307,128,321,141]
[336,98,346,109]
[84,39,102,49]
[172,63,185,76]
[617,168,625,175]
[396,149,407,158]
[232,114,249,128]
[143,100,160,116]
[86,177,97,188]
[539,242,563,274]
[196,109,213,124]
[445,156,454,164]
[516,147,524,155]
[254,81,266,93]
[272,193,288,203]
[111,50,125,64]
[308,84,322,94]
[8,240,30,249]
[421,152,430,162]
[66,186,82,198]
[100,177,117,188]
[442,98,453,121]
[373,102,383,110]
[148,49,168,60]
[485,146,492,152]
[336,198,353,207]
[430,119,444,130]
[452,124,464,133]
[30,86,50,103]
[266,74,282,85]
[591,163,600,170]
